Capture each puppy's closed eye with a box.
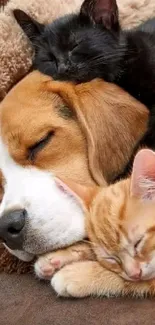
[28,131,54,161]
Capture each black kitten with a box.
[13,1,155,152]
[13,1,155,108]
[13,1,122,84]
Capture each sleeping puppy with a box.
[0,70,148,262]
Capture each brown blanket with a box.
[1,272,155,325]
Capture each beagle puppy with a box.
[0,70,148,262]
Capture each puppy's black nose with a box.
[0,209,26,250]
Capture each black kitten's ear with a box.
[13,9,44,42]
[80,0,119,31]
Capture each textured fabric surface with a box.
[0,273,155,325]
[0,0,9,8]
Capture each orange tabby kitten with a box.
[35,149,155,298]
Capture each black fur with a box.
[13,4,155,107]
[13,2,155,176]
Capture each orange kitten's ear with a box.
[55,178,97,209]
[130,149,155,200]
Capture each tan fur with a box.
[0,71,92,185]
[52,79,148,182]
[0,71,148,187]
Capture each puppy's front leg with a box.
[34,242,95,279]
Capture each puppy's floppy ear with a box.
[80,0,119,31]
[130,149,155,200]
[13,9,44,42]
[46,79,148,185]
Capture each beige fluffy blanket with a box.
[0,0,155,273]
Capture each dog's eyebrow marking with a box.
[56,104,75,119]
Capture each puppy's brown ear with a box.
[46,79,148,185]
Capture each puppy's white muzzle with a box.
[0,139,85,261]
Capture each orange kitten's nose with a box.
[129,269,142,280]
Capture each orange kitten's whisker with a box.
[81,239,99,247]
[81,239,91,244]
[81,239,102,251]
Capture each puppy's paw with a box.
[51,262,92,297]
